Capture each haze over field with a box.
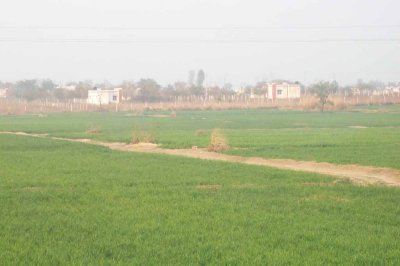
[0,0,399,86]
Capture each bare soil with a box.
[2,131,400,187]
[348,125,368,129]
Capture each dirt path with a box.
[2,131,400,187]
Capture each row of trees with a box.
[320,79,399,97]
[1,76,398,103]
[0,79,92,101]
[0,78,281,102]
[308,80,400,112]
[0,70,209,102]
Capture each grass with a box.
[1,134,400,265]
[0,107,399,168]
[225,127,400,168]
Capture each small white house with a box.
[385,86,400,94]
[87,88,122,105]
[0,88,8,98]
[266,83,301,100]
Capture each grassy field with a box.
[0,106,399,168]
[1,134,400,265]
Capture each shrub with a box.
[208,128,229,152]
[131,124,156,144]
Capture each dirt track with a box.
[2,131,400,187]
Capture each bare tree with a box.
[311,81,339,112]
[136,79,161,101]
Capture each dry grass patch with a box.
[302,101,319,111]
[333,102,348,110]
[302,181,339,187]
[17,186,48,192]
[349,125,368,129]
[208,128,229,152]
[231,183,269,189]
[195,129,206,137]
[131,124,156,144]
[86,127,103,134]
[196,184,223,191]
[299,194,351,203]
[147,114,170,118]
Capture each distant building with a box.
[266,83,301,100]
[87,88,122,105]
[385,86,400,94]
[0,88,8,98]
[56,84,77,91]
[349,84,400,96]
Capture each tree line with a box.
[0,72,398,103]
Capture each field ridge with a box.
[2,131,400,187]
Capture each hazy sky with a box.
[0,0,399,87]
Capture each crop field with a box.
[1,105,400,264]
[1,105,399,168]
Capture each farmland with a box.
[1,106,400,264]
[0,105,399,168]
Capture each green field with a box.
[1,134,400,265]
[0,106,399,168]
[1,106,400,264]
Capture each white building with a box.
[87,88,122,105]
[56,84,77,91]
[0,88,8,98]
[266,83,301,100]
[385,86,400,94]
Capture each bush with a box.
[131,124,156,144]
[208,128,229,152]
